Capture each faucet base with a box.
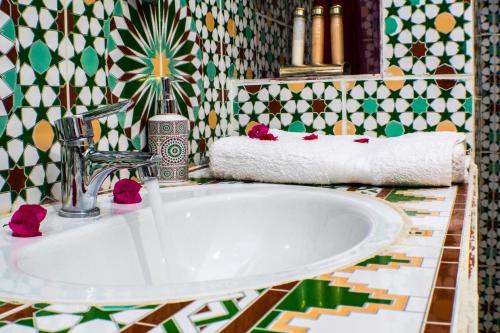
[58,207,100,218]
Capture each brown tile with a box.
[454,194,467,204]
[427,288,455,323]
[424,323,451,333]
[139,302,191,325]
[444,234,461,247]
[272,281,299,291]
[0,303,21,316]
[441,248,460,263]
[220,290,287,333]
[456,185,468,196]
[447,209,465,234]
[121,323,154,333]
[376,188,393,199]
[436,262,459,288]
[1,306,36,322]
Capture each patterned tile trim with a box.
[0,170,478,333]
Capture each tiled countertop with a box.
[0,172,478,333]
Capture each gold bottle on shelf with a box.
[311,5,325,65]
[330,5,344,65]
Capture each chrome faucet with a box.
[55,100,160,218]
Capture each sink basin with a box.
[0,184,406,304]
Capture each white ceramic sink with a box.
[0,184,406,304]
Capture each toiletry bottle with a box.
[311,5,325,65]
[291,7,306,66]
[148,77,190,183]
[330,5,344,65]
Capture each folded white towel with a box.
[209,130,468,186]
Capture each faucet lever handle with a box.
[82,100,133,123]
[55,100,133,142]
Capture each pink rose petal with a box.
[113,179,142,204]
[303,134,318,141]
[9,204,47,237]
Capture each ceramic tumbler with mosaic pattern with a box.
[148,114,190,183]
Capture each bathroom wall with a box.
[475,0,499,332]
[234,0,475,148]
[0,0,309,213]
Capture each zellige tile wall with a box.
[0,0,301,213]
[475,0,499,332]
[234,0,475,149]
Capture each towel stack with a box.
[209,130,469,187]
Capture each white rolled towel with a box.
[209,130,469,186]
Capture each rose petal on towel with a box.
[303,134,318,140]
[259,133,278,141]
[9,204,47,237]
[248,123,269,139]
[354,138,369,143]
[113,179,142,204]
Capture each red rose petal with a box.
[113,179,142,204]
[354,138,369,143]
[259,133,278,141]
[248,124,269,139]
[8,204,47,237]
[303,134,318,140]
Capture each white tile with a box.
[399,229,445,247]
[44,304,90,313]
[0,324,37,333]
[406,297,428,313]
[69,319,118,333]
[110,309,152,325]
[421,258,439,269]
[337,266,435,297]
[387,244,441,258]
[407,216,450,231]
[35,314,82,331]
[290,309,424,333]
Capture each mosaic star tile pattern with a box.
[235,76,474,148]
[383,0,473,76]
[475,1,499,332]
[0,176,477,333]
[346,77,474,146]
[236,81,343,135]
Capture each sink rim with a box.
[0,183,410,305]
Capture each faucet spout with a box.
[58,148,160,218]
[55,101,161,218]
[85,150,160,200]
